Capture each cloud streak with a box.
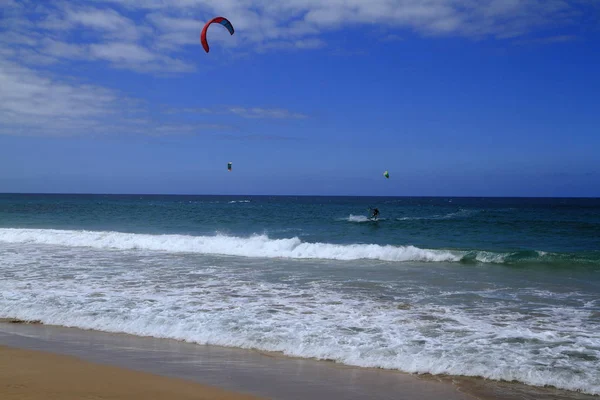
[0,59,304,137]
[167,106,308,120]
[0,58,119,136]
[0,59,204,136]
[229,107,308,119]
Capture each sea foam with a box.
[0,228,460,262]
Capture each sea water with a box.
[0,194,598,395]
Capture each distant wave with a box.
[460,249,600,266]
[1,228,598,266]
[396,209,480,221]
[346,210,478,223]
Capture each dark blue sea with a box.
[1,194,599,395]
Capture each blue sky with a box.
[1,0,599,196]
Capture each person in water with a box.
[371,208,380,220]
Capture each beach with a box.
[2,320,599,400]
[0,321,478,400]
[0,344,262,400]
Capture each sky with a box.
[1,0,599,197]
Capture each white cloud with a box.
[0,0,592,136]
[0,32,39,46]
[42,38,87,59]
[218,133,300,141]
[382,34,404,42]
[1,2,197,73]
[0,60,115,119]
[1,0,594,75]
[514,34,578,45]
[167,106,308,119]
[94,0,589,41]
[0,59,186,136]
[1,2,193,73]
[0,59,300,137]
[293,38,325,49]
[10,0,587,139]
[36,4,145,41]
[0,0,19,7]
[0,59,117,136]
[90,42,156,63]
[146,13,202,49]
[65,7,137,34]
[146,13,200,32]
[150,123,232,136]
[229,107,308,119]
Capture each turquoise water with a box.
[2,194,599,254]
[1,194,599,395]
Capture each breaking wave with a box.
[0,228,597,266]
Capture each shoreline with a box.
[0,320,475,400]
[0,345,262,400]
[1,321,597,399]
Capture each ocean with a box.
[0,194,599,396]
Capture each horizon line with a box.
[1,192,599,199]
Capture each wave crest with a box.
[1,228,597,266]
[0,228,457,262]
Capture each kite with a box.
[227,162,232,171]
[201,17,235,53]
[383,171,389,179]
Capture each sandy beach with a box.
[0,345,263,400]
[0,321,481,400]
[2,321,597,400]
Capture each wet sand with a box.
[0,321,475,400]
[0,345,261,400]
[1,321,597,400]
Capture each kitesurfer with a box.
[371,208,380,220]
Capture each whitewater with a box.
[1,228,595,266]
[0,228,462,262]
